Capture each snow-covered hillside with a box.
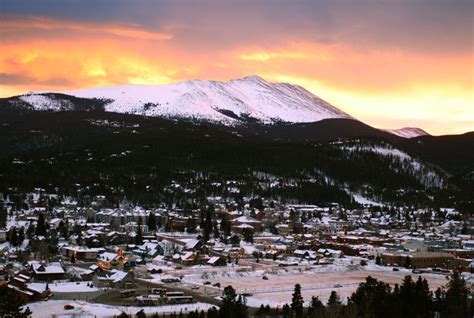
[341,142,448,189]
[18,94,75,111]
[16,76,352,124]
[386,127,430,138]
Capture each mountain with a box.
[5,76,352,124]
[386,127,430,138]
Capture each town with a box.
[0,184,472,317]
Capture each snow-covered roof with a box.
[234,216,260,223]
[99,252,120,262]
[30,261,65,275]
[185,239,200,249]
[207,256,222,264]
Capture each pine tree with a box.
[203,205,213,242]
[404,256,411,268]
[308,296,324,317]
[147,212,157,232]
[58,220,69,239]
[291,283,304,318]
[242,228,253,243]
[442,271,470,318]
[219,285,237,318]
[230,235,240,246]
[399,275,416,317]
[35,212,46,236]
[328,290,342,307]
[17,226,25,245]
[348,276,391,318]
[281,304,291,318]
[0,206,7,228]
[135,216,143,244]
[220,215,231,237]
[413,276,433,317]
[26,223,35,238]
[9,227,18,246]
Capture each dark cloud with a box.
[0,72,74,86]
[0,73,31,85]
[1,0,472,54]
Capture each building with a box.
[231,216,262,232]
[98,249,126,269]
[93,269,135,289]
[7,274,51,303]
[381,252,455,269]
[62,246,105,261]
[207,256,227,266]
[29,261,66,281]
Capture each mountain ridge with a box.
[2,76,467,138]
[10,75,352,125]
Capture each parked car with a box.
[262,276,269,280]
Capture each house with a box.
[29,261,66,281]
[317,248,343,258]
[98,249,126,269]
[93,269,135,289]
[294,249,317,260]
[233,223,255,235]
[179,252,199,265]
[184,239,202,251]
[231,216,262,232]
[207,256,227,266]
[132,242,164,259]
[62,246,105,261]
[275,224,290,236]
[7,274,51,303]
[81,264,102,280]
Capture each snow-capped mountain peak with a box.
[15,76,353,124]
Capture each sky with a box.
[0,0,472,135]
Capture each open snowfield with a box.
[26,300,217,318]
[230,269,449,307]
[182,261,450,307]
[49,282,99,293]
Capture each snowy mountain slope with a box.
[18,94,74,111]
[340,142,448,189]
[385,127,430,138]
[13,76,353,124]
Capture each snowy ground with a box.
[25,300,217,318]
[234,269,448,307]
[49,282,99,293]
[351,193,383,206]
[181,259,450,307]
